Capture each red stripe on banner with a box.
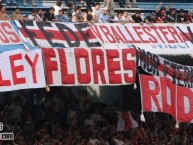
[121,112,131,129]
[19,28,96,41]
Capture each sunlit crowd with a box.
[0,0,192,24]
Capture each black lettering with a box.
[56,23,79,47]
[21,21,38,46]
[37,22,65,47]
[170,62,177,84]
[163,59,170,76]
[74,23,101,47]
[147,52,153,73]
[152,54,160,75]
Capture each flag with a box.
[116,111,138,131]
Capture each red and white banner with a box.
[0,21,22,45]
[91,23,193,55]
[15,21,100,48]
[0,49,45,92]
[116,111,138,131]
[139,74,193,123]
[136,46,193,88]
[42,47,136,86]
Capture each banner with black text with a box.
[15,21,101,48]
[136,46,193,88]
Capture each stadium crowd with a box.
[0,0,192,24]
[0,88,192,145]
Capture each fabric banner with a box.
[0,49,46,92]
[90,23,193,55]
[136,46,193,88]
[15,21,101,48]
[0,21,22,45]
[139,74,193,123]
[42,47,136,86]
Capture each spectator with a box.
[22,0,37,7]
[186,10,193,23]
[114,11,123,23]
[104,0,114,16]
[43,7,57,22]
[67,2,74,20]
[131,11,143,23]
[166,8,177,23]
[12,7,23,21]
[83,9,94,23]
[92,3,102,23]
[99,8,109,23]
[144,12,156,24]
[38,9,44,20]
[28,8,42,21]
[55,9,70,22]
[71,6,83,22]
[177,9,188,23]
[155,7,167,23]
[54,0,62,16]
[121,11,133,23]
[0,5,11,20]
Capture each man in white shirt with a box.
[114,11,123,23]
[92,3,102,23]
[120,11,133,23]
[54,0,62,16]
[28,8,42,21]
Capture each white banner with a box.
[90,23,193,55]
[0,49,46,92]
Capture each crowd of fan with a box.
[0,0,192,24]
[0,88,193,145]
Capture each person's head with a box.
[117,11,123,19]
[67,2,73,8]
[0,5,6,13]
[150,12,156,19]
[56,0,62,6]
[135,11,141,17]
[38,9,44,15]
[170,8,177,15]
[103,8,108,15]
[188,10,193,16]
[49,7,55,15]
[75,6,81,14]
[95,3,100,10]
[179,9,185,16]
[87,9,93,15]
[160,7,166,15]
[15,8,20,14]
[32,9,38,16]
[123,11,129,17]
[59,10,64,16]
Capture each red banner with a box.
[139,74,193,123]
[42,47,136,86]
